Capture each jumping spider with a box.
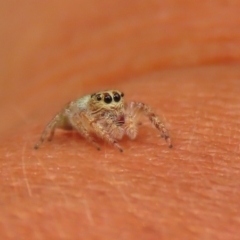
[34,90,172,152]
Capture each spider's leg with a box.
[34,113,61,149]
[70,112,101,151]
[125,101,172,148]
[34,102,75,149]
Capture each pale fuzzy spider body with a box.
[34,90,172,152]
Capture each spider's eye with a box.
[96,95,102,101]
[113,93,121,102]
[104,94,112,104]
[121,92,124,97]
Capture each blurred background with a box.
[1,0,239,139]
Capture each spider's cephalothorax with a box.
[34,90,172,152]
[89,90,125,125]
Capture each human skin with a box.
[1,1,240,240]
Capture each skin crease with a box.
[1,1,240,240]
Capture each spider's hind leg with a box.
[34,113,63,149]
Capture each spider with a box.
[34,90,172,152]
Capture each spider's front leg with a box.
[77,112,124,152]
[69,112,101,151]
[125,101,173,148]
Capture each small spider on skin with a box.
[34,90,172,152]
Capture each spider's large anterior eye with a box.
[96,95,102,101]
[104,94,112,104]
[113,93,121,102]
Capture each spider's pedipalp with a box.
[89,116,124,152]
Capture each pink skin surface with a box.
[1,1,240,239]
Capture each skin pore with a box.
[1,1,240,239]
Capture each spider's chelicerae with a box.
[34,90,172,152]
